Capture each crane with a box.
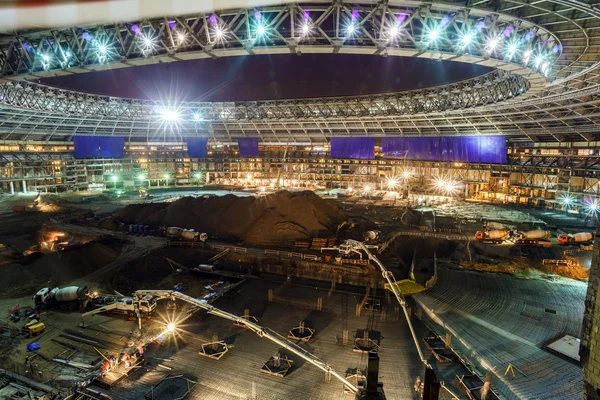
[343,240,429,367]
[132,289,359,393]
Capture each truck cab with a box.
[33,287,57,307]
[139,295,157,315]
[475,231,484,241]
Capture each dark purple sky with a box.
[39,54,492,102]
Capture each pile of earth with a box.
[0,242,118,297]
[114,190,345,246]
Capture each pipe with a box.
[133,289,359,392]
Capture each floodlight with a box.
[138,174,145,180]
[428,29,439,41]
[461,33,473,45]
[507,43,518,55]
[143,38,152,47]
[487,37,500,52]
[402,171,411,178]
[167,323,175,332]
[193,113,201,121]
[161,109,180,122]
[364,185,372,192]
[164,174,169,180]
[98,45,107,54]
[386,178,398,189]
[347,24,356,35]
[111,176,118,182]
[195,173,201,179]
[215,28,223,39]
[301,24,311,36]
[388,26,399,38]
[42,54,50,62]
[257,25,266,35]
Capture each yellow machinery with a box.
[22,320,46,337]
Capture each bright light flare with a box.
[561,195,572,206]
[402,171,411,179]
[98,45,107,54]
[164,174,170,180]
[195,173,202,179]
[386,177,398,189]
[167,323,175,332]
[111,176,118,182]
[301,23,311,36]
[486,36,500,52]
[461,33,473,46]
[256,25,266,36]
[161,109,180,122]
[347,23,356,35]
[585,199,600,216]
[388,25,399,39]
[138,174,145,180]
[428,29,439,41]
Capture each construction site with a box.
[0,185,593,400]
[3,0,600,398]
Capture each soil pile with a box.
[0,242,118,297]
[115,191,345,246]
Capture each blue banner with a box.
[187,138,209,158]
[330,137,375,159]
[74,135,125,159]
[98,136,125,158]
[238,138,259,158]
[381,136,507,164]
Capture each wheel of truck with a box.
[60,304,67,311]
[68,303,77,311]
[128,311,135,318]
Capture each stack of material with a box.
[294,241,310,249]
[116,190,345,247]
[326,237,336,247]
[310,238,328,251]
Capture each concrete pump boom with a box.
[132,289,358,393]
[343,240,428,367]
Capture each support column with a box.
[22,180,27,193]
[9,182,14,195]
[581,223,600,399]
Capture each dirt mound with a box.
[110,255,174,294]
[0,242,118,297]
[115,191,345,246]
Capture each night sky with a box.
[40,54,492,102]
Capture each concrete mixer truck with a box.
[558,232,593,245]
[475,230,510,244]
[33,286,91,311]
[514,230,551,246]
[165,227,208,242]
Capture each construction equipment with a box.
[165,226,208,242]
[514,230,551,245]
[132,289,359,393]
[475,230,510,244]
[558,232,593,245]
[342,239,428,368]
[33,286,91,312]
[363,230,381,243]
[22,320,46,337]
[81,295,157,320]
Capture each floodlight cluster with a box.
[30,11,557,78]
